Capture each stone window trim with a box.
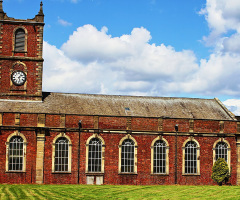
[213,138,231,168]
[5,131,27,172]
[12,26,28,53]
[182,137,200,175]
[118,134,138,174]
[150,136,169,175]
[52,133,72,173]
[85,134,105,174]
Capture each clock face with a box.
[11,70,26,86]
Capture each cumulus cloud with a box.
[43,25,200,96]
[200,0,240,46]
[43,23,240,98]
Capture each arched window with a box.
[6,132,27,172]
[213,139,231,167]
[216,142,228,162]
[119,135,138,174]
[86,135,105,173]
[88,138,102,172]
[52,134,72,173]
[9,136,24,171]
[182,138,200,175]
[151,137,169,174]
[14,28,26,52]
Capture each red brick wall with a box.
[0,22,43,99]
[131,118,158,131]
[66,115,94,129]
[20,114,38,127]
[43,131,79,184]
[45,115,61,128]
[2,113,15,126]
[99,117,127,130]
[224,121,237,133]
[0,130,36,184]
[1,24,38,57]
[0,112,238,185]
[194,120,220,133]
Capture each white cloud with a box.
[43,23,240,99]
[223,99,240,116]
[43,25,200,96]
[200,0,240,45]
[58,17,72,27]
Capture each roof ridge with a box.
[45,91,214,101]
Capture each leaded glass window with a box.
[185,141,197,174]
[15,29,25,51]
[121,139,135,173]
[8,136,24,171]
[88,138,102,172]
[153,140,166,174]
[54,137,69,172]
[215,142,228,163]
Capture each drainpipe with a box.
[175,124,178,184]
[78,120,82,184]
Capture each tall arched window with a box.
[119,135,138,174]
[182,138,200,175]
[52,134,72,173]
[215,142,228,162]
[121,139,134,173]
[86,135,105,173]
[9,136,24,171]
[88,138,102,172]
[15,28,25,52]
[151,137,169,174]
[55,137,69,172]
[213,139,231,167]
[6,132,27,172]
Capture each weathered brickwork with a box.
[0,6,44,101]
[0,112,238,185]
[0,130,37,184]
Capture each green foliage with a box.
[211,157,230,186]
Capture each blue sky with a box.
[5,0,208,58]
[3,0,240,114]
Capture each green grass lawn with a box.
[0,184,239,200]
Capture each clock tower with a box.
[0,1,44,101]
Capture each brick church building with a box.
[0,1,240,185]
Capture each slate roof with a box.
[0,92,236,120]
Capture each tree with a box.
[211,158,230,186]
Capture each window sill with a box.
[13,51,27,53]
[118,173,138,175]
[10,89,27,91]
[6,171,26,173]
[182,173,200,176]
[85,172,104,176]
[150,173,169,176]
[52,171,71,174]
